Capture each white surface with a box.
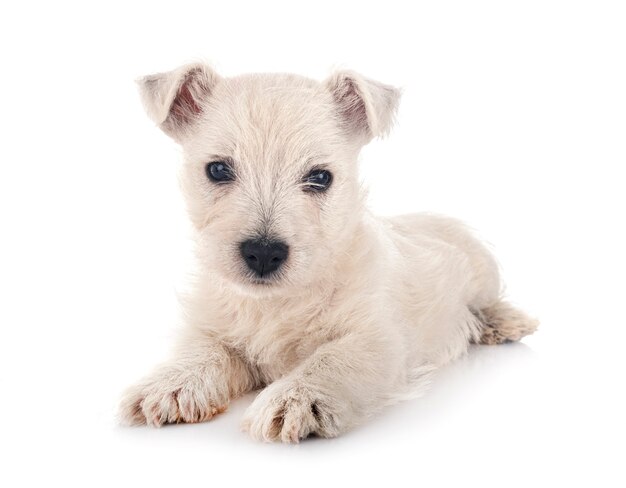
[1,1,625,486]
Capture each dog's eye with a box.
[303,169,333,193]
[206,161,234,183]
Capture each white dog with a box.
[119,63,537,442]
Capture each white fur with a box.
[119,63,536,442]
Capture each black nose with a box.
[240,239,289,277]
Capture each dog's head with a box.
[138,63,400,295]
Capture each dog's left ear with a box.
[137,63,221,142]
[326,70,401,142]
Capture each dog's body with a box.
[120,64,537,442]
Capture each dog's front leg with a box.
[242,331,401,442]
[119,328,257,426]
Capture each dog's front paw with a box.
[119,368,227,427]
[241,382,340,443]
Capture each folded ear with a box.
[137,63,220,141]
[326,70,401,142]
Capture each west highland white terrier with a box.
[119,63,537,442]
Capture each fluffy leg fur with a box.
[474,301,539,345]
[119,329,258,426]
[241,331,403,443]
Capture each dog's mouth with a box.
[225,272,289,298]
[240,261,296,288]
[248,276,277,286]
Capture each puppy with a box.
[119,63,538,442]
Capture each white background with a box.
[1,1,625,486]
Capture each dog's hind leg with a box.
[473,301,539,345]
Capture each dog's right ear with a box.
[326,70,401,143]
[137,63,220,142]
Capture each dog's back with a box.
[382,213,536,363]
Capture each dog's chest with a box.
[220,299,331,382]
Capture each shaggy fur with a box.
[119,63,538,442]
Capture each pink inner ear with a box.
[170,73,204,126]
[333,77,370,135]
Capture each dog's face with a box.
[139,64,400,295]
